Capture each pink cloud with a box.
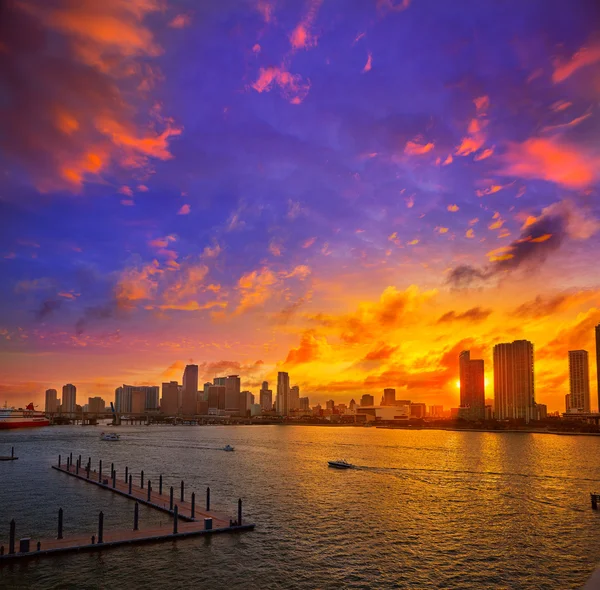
[118,185,133,196]
[177,204,191,215]
[169,14,192,29]
[404,139,434,155]
[552,43,600,83]
[252,66,311,104]
[363,53,372,73]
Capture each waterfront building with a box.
[259,381,273,411]
[382,388,396,406]
[207,385,225,410]
[326,399,335,411]
[410,403,426,419]
[459,350,485,420]
[535,403,548,420]
[276,372,290,416]
[182,364,199,415]
[131,389,145,414]
[290,385,300,410]
[596,324,600,412]
[160,381,180,415]
[356,405,410,421]
[117,385,159,412]
[493,340,535,422]
[349,398,357,411]
[568,350,590,413]
[203,382,212,401]
[429,405,444,418]
[250,403,262,417]
[88,397,105,414]
[62,384,77,414]
[144,386,160,411]
[299,396,310,410]
[223,375,241,412]
[360,394,374,406]
[45,389,58,413]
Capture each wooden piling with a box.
[128,474,132,495]
[181,480,184,502]
[9,519,15,554]
[191,492,195,519]
[57,508,63,539]
[133,502,139,531]
[141,470,144,489]
[206,487,210,511]
[238,499,242,526]
[147,481,152,502]
[159,474,163,495]
[98,512,104,544]
[173,505,178,534]
[170,486,174,511]
[125,466,128,483]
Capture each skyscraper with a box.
[459,350,485,420]
[360,394,374,406]
[596,324,600,412]
[276,372,290,416]
[144,386,160,411]
[493,340,535,422]
[224,375,241,412]
[289,385,300,410]
[182,364,199,415]
[568,350,590,413]
[160,381,180,415]
[45,389,58,413]
[382,388,396,406]
[299,396,310,410]
[62,383,77,414]
[259,381,273,411]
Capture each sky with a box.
[1,0,600,412]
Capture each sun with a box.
[455,380,460,389]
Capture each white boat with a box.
[100,432,120,441]
[328,460,353,469]
[223,445,235,452]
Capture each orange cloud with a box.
[550,100,572,112]
[447,204,459,212]
[465,228,475,238]
[552,43,600,83]
[269,240,283,257]
[499,137,598,188]
[455,95,489,157]
[177,204,191,215]
[404,139,434,155]
[302,237,317,248]
[363,53,372,73]
[256,0,275,23]
[474,147,494,161]
[289,0,322,50]
[541,110,592,133]
[435,227,449,234]
[169,14,191,28]
[251,66,311,104]
[3,0,181,192]
[284,330,330,366]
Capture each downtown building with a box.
[459,350,485,420]
[596,324,600,412]
[276,371,290,416]
[181,364,199,415]
[259,381,273,412]
[493,340,535,422]
[62,384,77,414]
[567,350,590,413]
[116,385,160,413]
[45,389,58,413]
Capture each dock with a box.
[0,454,254,562]
[0,447,17,461]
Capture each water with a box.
[0,425,599,589]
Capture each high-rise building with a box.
[382,388,396,406]
[45,389,58,413]
[360,394,374,406]
[62,384,77,414]
[429,405,444,418]
[220,375,240,412]
[596,324,600,412]
[182,364,199,415]
[568,350,590,413]
[459,350,485,420]
[290,385,300,410]
[144,386,160,411]
[259,381,273,411]
[131,389,145,413]
[160,381,180,415]
[299,396,310,410]
[493,340,535,422]
[410,403,426,418]
[326,399,335,411]
[207,385,225,410]
[349,398,357,411]
[117,385,159,412]
[203,382,212,401]
[88,397,105,414]
[276,372,290,416]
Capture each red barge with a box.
[0,403,50,429]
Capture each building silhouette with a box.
[160,381,180,415]
[182,364,199,415]
[62,384,77,414]
[493,340,535,422]
[459,350,485,420]
[596,324,600,412]
[382,388,396,406]
[259,381,273,411]
[207,385,225,410]
[88,397,105,414]
[290,385,300,411]
[360,394,374,406]
[568,350,590,413]
[299,396,310,410]
[45,389,58,413]
[276,372,290,416]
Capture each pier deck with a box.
[0,460,254,562]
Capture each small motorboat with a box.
[223,445,235,452]
[328,460,353,469]
[100,432,120,441]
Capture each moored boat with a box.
[0,403,49,429]
[328,460,354,469]
[223,444,235,452]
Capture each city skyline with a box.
[1,1,600,415]
[31,327,600,416]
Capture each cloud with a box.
[363,53,372,73]
[177,204,191,215]
[169,14,192,28]
[302,237,317,248]
[540,110,592,134]
[289,0,322,50]
[404,139,434,155]
[512,291,600,319]
[284,330,330,366]
[447,204,459,212]
[363,343,399,361]
[499,137,599,188]
[465,228,475,239]
[552,43,600,83]
[447,200,599,287]
[251,66,311,104]
[35,299,63,321]
[118,185,133,197]
[455,96,489,157]
[377,0,411,14]
[0,0,181,192]
[436,307,492,324]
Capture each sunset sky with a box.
[1,0,599,412]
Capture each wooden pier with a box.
[0,455,254,562]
